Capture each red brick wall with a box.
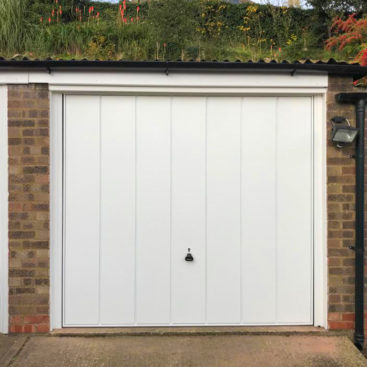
[326,75,366,330]
[8,84,50,333]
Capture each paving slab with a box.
[0,335,28,366]
[9,335,367,367]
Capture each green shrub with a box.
[148,0,200,59]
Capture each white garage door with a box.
[63,95,313,327]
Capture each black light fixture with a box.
[331,116,359,147]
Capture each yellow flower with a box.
[246,5,258,14]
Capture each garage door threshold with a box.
[51,326,341,337]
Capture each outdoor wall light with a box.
[331,116,359,147]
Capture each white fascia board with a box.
[0,72,29,85]
[0,70,328,89]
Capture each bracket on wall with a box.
[165,62,169,76]
[291,69,296,76]
[348,245,363,254]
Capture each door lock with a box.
[185,248,194,262]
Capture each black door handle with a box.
[185,248,194,262]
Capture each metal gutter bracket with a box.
[165,61,169,76]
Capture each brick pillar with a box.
[8,84,50,333]
[326,76,367,330]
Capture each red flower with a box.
[361,48,367,66]
[131,17,134,22]
[123,0,126,10]
[48,17,51,23]
[137,6,140,12]
[40,17,43,23]
[52,9,55,17]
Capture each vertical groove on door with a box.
[204,97,208,325]
[310,96,315,324]
[169,97,173,326]
[62,95,66,326]
[134,96,138,325]
[275,97,279,324]
[98,96,102,326]
[239,97,243,324]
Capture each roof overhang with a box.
[0,60,365,77]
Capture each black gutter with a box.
[0,59,366,76]
[336,93,367,351]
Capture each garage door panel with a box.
[64,95,100,325]
[277,97,313,323]
[171,97,206,324]
[100,96,136,324]
[135,97,171,324]
[206,97,241,324]
[63,94,314,327]
[242,97,277,324]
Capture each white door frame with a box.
[0,85,8,334]
[49,79,328,331]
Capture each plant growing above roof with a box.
[326,13,367,65]
[0,0,364,64]
[0,0,33,54]
[326,13,367,85]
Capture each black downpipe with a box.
[355,99,366,350]
[336,93,367,350]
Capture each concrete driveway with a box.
[0,334,366,367]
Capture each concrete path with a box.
[0,335,366,367]
[0,335,27,366]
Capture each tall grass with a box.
[0,0,32,55]
[31,21,155,60]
